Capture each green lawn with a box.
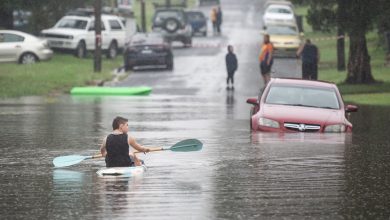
[0,54,122,98]
[295,6,390,105]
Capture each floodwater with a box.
[1,0,390,219]
[0,95,389,220]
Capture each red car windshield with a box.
[265,85,340,109]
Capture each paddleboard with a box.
[70,86,152,96]
[96,165,147,177]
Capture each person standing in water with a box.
[225,45,238,90]
[258,34,274,86]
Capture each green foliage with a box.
[376,0,390,46]
[306,1,336,32]
[22,0,95,34]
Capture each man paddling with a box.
[100,116,153,167]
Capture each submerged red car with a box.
[246,78,358,132]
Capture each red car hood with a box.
[261,104,345,125]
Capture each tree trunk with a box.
[345,33,375,84]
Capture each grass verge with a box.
[295,6,390,106]
[0,54,123,98]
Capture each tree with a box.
[341,0,376,84]
[306,0,336,32]
[303,0,378,84]
[0,0,21,29]
[1,0,92,34]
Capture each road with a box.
[118,0,301,109]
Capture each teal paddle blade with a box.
[169,139,203,152]
[53,155,91,168]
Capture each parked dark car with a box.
[186,10,207,36]
[124,33,173,70]
[152,8,192,47]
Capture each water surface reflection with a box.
[0,96,389,219]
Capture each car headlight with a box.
[324,124,346,133]
[259,117,280,128]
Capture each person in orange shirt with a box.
[210,7,217,34]
[259,34,274,85]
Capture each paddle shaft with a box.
[91,154,104,159]
[85,148,162,159]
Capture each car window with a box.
[267,7,292,14]
[109,19,123,30]
[131,34,164,45]
[89,21,106,31]
[154,11,184,23]
[267,25,298,36]
[187,12,205,20]
[265,85,340,109]
[0,33,25,43]
[56,18,88,30]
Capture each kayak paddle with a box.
[143,138,203,153]
[53,154,103,168]
[52,138,203,168]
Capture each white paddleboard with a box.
[96,165,147,177]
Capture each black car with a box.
[124,33,173,70]
[186,10,207,36]
[152,8,192,47]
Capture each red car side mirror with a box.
[246,98,258,106]
[345,104,358,113]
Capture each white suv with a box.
[40,14,127,58]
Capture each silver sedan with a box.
[0,30,53,64]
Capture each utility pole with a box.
[94,0,102,73]
[141,0,146,32]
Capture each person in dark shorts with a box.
[297,39,320,80]
[100,116,153,167]
[259,34,274,85]
[225,45,238,90]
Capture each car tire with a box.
[75,41,86,58]
[163,17,180,33]
[107,41,118,59]
[19,52,38,64]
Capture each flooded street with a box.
[1,0,390,219]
